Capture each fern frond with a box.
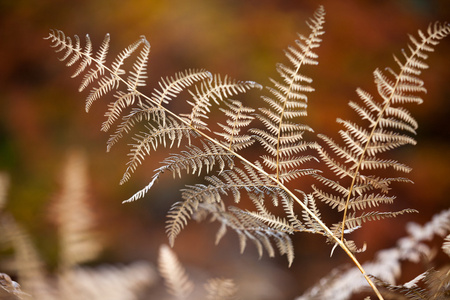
[300,193,327,235]
[179,162,281,209]
[371,266,450,300]
[251,5,325,184]
[195,202,295,266]
[280,195,306,232]
[50,150,101,268]
[245,193,296,234]
[315,22,450,241]
[120,116,193,184]
[107,69,212,141]
[78,33,110,92]
[313,185,395,212]
[181,75,261,130]
[153,69,213,106]
[47,14,449,299]
[46,30,150,113]
[123,140,236,204]
[166,200,199,247]
[344,209,418,231]
[106,105,165,151]
[158,141,236,177]
[158,244,194,300]
[215,99,255,151]
[102,70,211,135]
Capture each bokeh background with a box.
[1,0,449,299]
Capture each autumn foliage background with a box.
[0,0,449,299]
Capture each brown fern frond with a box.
[300,193,327,235]
[78,33,110,92]
[181,74,261,130]
[312,185,395,212]
[315,22,450,241]
[158,141,236,178]
[158,244,194,300]
[46,30,150,113]
[106,105,165,151]
[123,140,235,203]
[102,69,212,134]
[215,99,255,151]
[179,162,278,207]
[250,5,325,184]
[120,116,194,184]
[371,266,450,300]
[47,13,449,299]
[50,149,102,269]
[244,193,297,233]
[194,201,295,266]
[166,200,199,247]
[343,209,418,232]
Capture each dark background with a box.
[0,0,449,299]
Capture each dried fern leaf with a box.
[165,200,199,247]
[47,17,334,269]
[314,22,450,241]
[46,30,150,113]
[371,266,450,300]
[300,193,327,235]
[312,185,395,212]
[343,209,418,232]
[158,245,194,300]
[181,74,261,130]
[158,141,235,177]
[215,99,255,151]
[120,115,194,184]
[50,150,102,268]
[193,202,295,266]
[251,6,325,184]
[123,139,236,203]
[102,69,212,135]
[105,105,166,151]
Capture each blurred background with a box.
[0,0,449,299]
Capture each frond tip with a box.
[251,4,325,184]
[46,29,151,113]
